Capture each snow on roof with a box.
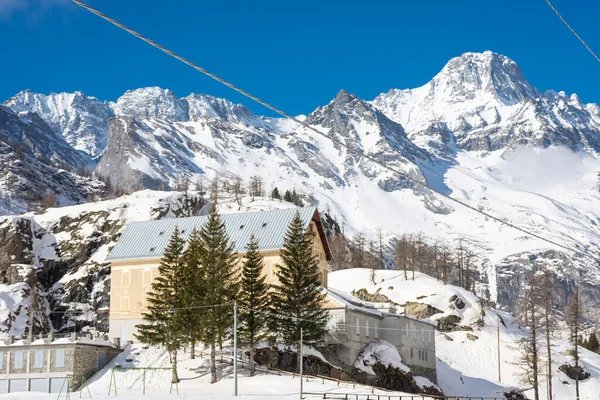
[325,287,437,326]
[107,206,319,261]
[324,288,382,317]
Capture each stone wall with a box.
[73,346,120,385]
[407,365,437,385]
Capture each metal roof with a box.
[106,206,319,262]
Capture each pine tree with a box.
[269,212,329,369]
[196,204,239,383]
[180,228,206,359]
[238,235,269,377]
[283,190,293,203]
[135,227,186,382]
[271,187,281,200]
[583,331,599,353]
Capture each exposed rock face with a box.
[559,364,591,381]
[4,50,600,329]
[0,191,206,335]
[351,288,394,304]
[253,346,441,396]
[437,315,465,332]
[403,302,443,320]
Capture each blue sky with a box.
[1,0,599,115]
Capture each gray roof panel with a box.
[106,206,317,262]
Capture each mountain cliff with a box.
[2,51,600,330]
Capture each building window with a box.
[405,322,409,337]
[428,329,432,344]
[0,351,3,369]
[142,270,152,286]
[14,351,23,369]
[55,349,65,368]
[425,352,428,362]
[413,326,417,339]
[421,328,424,342]
[121,271,131,288]
[410,348,413,358]
[365,320,370,337]
[34,350,43,368]
[355,318,360,335]
[121,296,131,312]
[374,324,378,339]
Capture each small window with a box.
[428,329,432,344]
[14,351,23,369]
[405,322,409,337]
[121,271,131,287]
[418,350,421,360]
[143,270,152,286]
[55,349,65,368]
[149,247,155,252]
[355,318,360,335]
[425,352,428,362]
[0,351,4,369]
[34,350,43,368]
[239,225,244,229]
[262,222,267,227]
[121,296,131,312]
[181,229,186,234]
[158,231,164,236]
[410,348,413,358]
[421,328,424,342]
[374,324,378,339]
[413,326,417,339]
[365,320,370,337]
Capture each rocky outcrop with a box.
[253,346,442,396]
[352,288,394,304]
[0,191,206,335]
[559,364,591,381]
[403,302,442,320]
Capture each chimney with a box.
[113,337,121,349]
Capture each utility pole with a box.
[497,313,501,382]
[233,302,238,396]
[299,327,303,400]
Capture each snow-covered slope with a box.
[0,190,207,335]
[4,50,600,319]
[329,268,600,399]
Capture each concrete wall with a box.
[109,220,329,343]
[381,316,437,383]
[322,306,438,384]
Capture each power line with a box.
[72,0,591,258]
[544,0,600,64]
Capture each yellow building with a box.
[105,206,331,343]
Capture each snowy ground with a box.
[329,268,600,399]
[0,344,439,400]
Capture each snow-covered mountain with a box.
[3,50,600,321]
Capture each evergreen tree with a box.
[584,331,599,353]
[180,228,206,359]
[270,212,329,369]
[283,190,293,203]
[196,204,239,383]
[135,227,186,382]
[238,235,269,376]
[271,187,281,200]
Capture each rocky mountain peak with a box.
[431,51,537,106]
[184,93,255,122]
[112,87,189,122]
